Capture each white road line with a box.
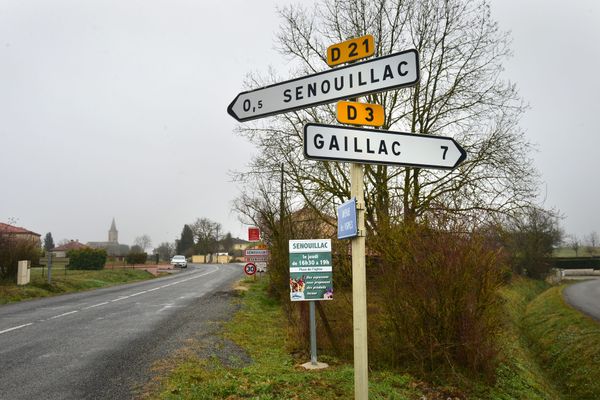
[0,323,33,335]
[49,310,78,320]
[83,301,109,310]
[0,265,222,333]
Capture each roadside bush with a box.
[126,252,147,265]
[371,222,508,378]
[0,237,40,281]
[498,207,562,279]
[67,248,107,270]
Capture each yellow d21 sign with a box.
[327,35,375,67]
[336,101,385,127]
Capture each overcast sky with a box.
[1,0,598,247]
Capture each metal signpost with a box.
[47,251,52,284]
[349,163,367,399]
[227,49,419,122]
[289,239,332,369]
[245,249,270,273]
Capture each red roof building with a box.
[0,222,41,244]
[50,240,89,257]
[51,240,89,252]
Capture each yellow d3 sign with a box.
[336,101,384,127]
[327,35,375,67]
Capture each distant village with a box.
[0,219,253,262]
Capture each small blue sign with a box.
[338,198,358,239]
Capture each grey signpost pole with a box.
[309,301,318,365]
[346,80,368,398]
[47,252,52,284]
[351,163,368,399]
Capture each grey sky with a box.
[491,0,600,240]
[0,0,598,246]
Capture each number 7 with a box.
[441,146,448,160]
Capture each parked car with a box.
[170,255,187,268]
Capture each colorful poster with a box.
[289,239,333,301]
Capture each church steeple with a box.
[108,218,118,244]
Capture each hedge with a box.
[126,252,147,265]
[67,248,107,270]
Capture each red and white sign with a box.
[245,249,269,256]
[244,249,270,263]
[244,262,257,276]
[248,227,261,242]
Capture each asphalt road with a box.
[0,263,244,400]
[563,278,600,322]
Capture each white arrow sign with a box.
[304,123,467,169]
[227,50,419,122]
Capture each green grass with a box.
[146,277,600,400]
[148,279,423,400]
[553,247,599,258]
[523,284,600,399]
[474,277,562,400]
[0,268,158,304]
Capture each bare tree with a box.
[57,238,72,246]
[234,0,539,232]
[584,231,598,256]
[569,235,581,257]
[154,242,175,262]
[503,207,562,278]
[189,218,222,254]
[133,235,152,252]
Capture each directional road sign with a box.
[228,49,419,122]
[304,123,467,170]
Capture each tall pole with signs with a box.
[327,35,378,400]
[350,162,368,398]
[229,31,464,400]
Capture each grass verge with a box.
[146,278,423,400]
[0,268,158,304]
[523,284,600,400]
[475,277,561,399]
[147,277,600,400]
